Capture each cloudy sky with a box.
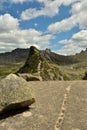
[0,0,87,55]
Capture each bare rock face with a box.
[0,74,35,114]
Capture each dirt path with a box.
[55,85,71,130]
[37,60,41,76]
[0,81,87,130]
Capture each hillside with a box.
[42,49,78,65]
[0,47,87,65]
[0,48,29,64]
[73,49,87,62]
[17,46,60,80]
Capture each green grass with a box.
[0,61,87,80]
[59,62,87,80]
[0,63,23,78]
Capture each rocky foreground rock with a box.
[0,74,35,114]
[0,81,86,130]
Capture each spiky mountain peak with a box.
[17,46,60,80]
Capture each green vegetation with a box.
[23,53,40,74]
[83,70,87,80]
[59,63,87,80]
[39,59,59,80]
[0,47,87,80]
[17,47,43,74]
[0,61,87,80]
[0,63,23,78]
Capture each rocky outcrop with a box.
[17,46,44,74]
[17,46,60,80]
[17,73,42,81]
[0,74,35,114]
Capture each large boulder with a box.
[0,74,35,114]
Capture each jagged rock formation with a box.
[0,74,35,114]
[17,46,60,80]
[18,46,44,74]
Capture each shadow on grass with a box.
[0,107,30,120]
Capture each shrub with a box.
[83,71,87,80]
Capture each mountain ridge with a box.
[0,47,87,65]
[0,48,29,64]
[17,46,87,80]
[0,46,87,80]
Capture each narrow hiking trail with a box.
[55,85,71,130]
[37,60,41,76]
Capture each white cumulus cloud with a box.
[47,15,77,34]
[0,13,54,53]
[47,0,87,34]
[21,0,60,20]
[0,13,19,33]
[57,30,87,55]
[21,0,78,20]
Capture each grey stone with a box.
[0,74,35,114]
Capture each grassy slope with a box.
[0,63,23,78]
[0,61,87,80]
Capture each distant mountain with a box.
[73,49,87,62]
[42,49,78,65]
[42,48,87,65]
[0,48,29,64]
[0,47,87,65]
